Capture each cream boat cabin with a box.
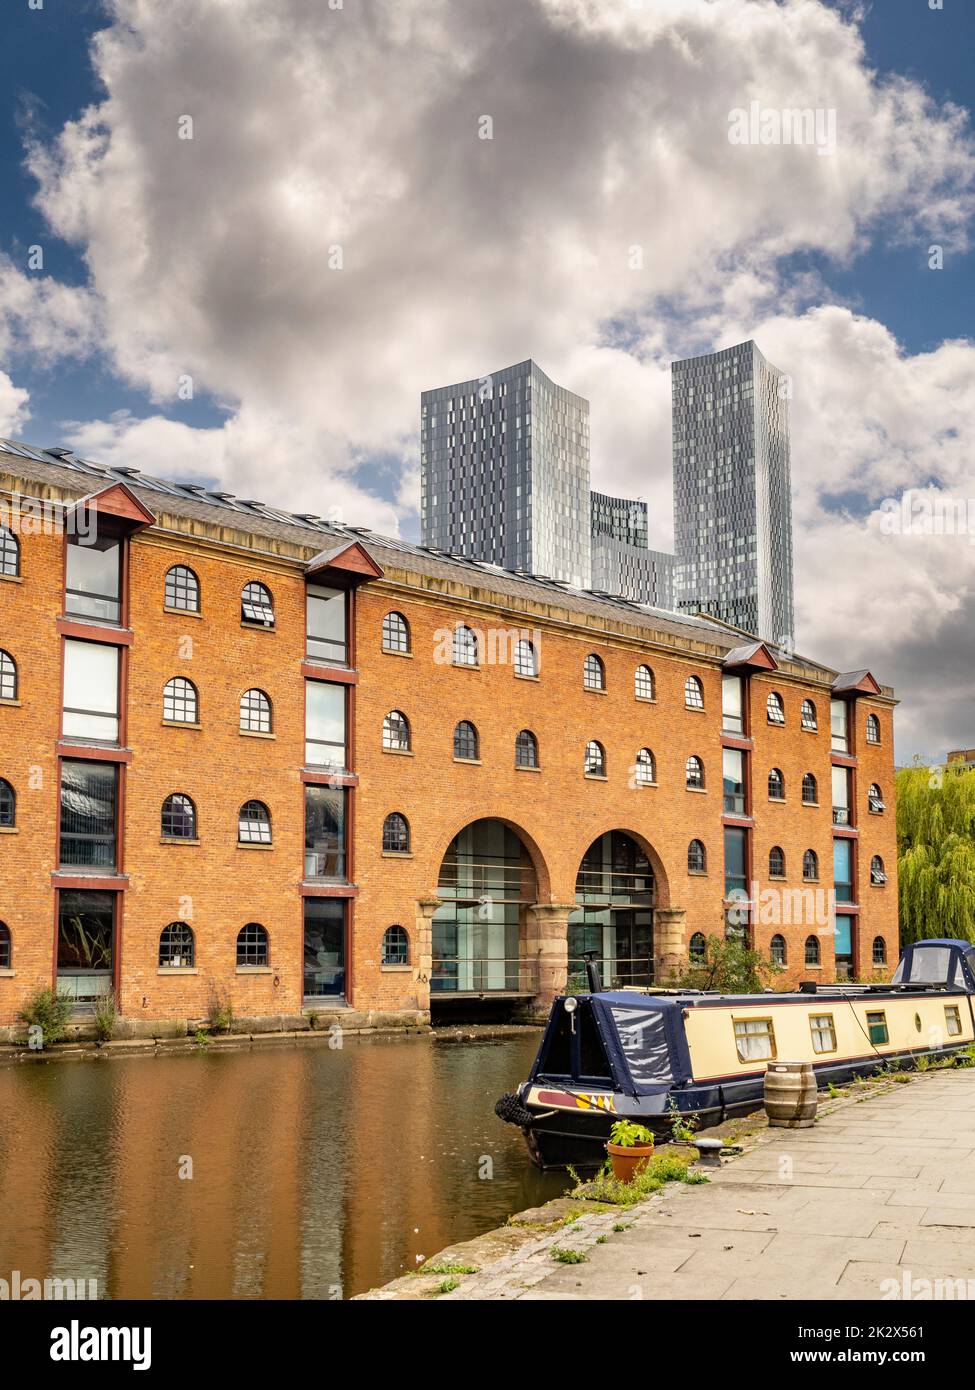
[497,939,975,1170]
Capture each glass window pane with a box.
[304,785,346,878]
[60,762,118,869]
[306,585,347,663]
[723,748,745,813]
[721,675,743,732]
[305,682,346,768]
[65,535,121,621]
[304,899,346,998]
[63,641,120,742]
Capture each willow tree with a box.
[897,763,975,944]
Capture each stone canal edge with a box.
[358,1066,975,1301]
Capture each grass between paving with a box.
[566,1149,709,1207]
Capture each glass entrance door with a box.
[57,890,115,1009]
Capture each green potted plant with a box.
[606,1119,655,1183]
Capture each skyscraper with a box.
[420,359,591,587]
[590,491,674,607]
[671,340,794,643]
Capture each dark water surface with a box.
[0,1032,567,1299]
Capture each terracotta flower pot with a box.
[606,1140,654,1184]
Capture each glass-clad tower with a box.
[420,360,591,587]
[672,341,794,643]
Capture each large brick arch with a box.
[425,812,554,904]
[568,825,672,909]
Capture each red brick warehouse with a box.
[0,443,898,1035]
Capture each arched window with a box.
[635,665,654,701]
[634,748,655,786]
[0,778,15,828]
[868,783,886,814]
[684,675,704,710]
[241,581,275,627]
[237,922,269,967]
[872,936,887,966]
[163,676,198,724]
[768,767,785,800]
[766,691,785,725]
[382,926,409,966]
[0,922,10,969]
[768,846,786,878]
[866,713,881,745]
[801,699,818,732]
[453,720,479,761]
[238,800,271,844]
[0,649,17,701]
[515,729,539,768]
[584,654,605,691]
[805,935,821,967]
[161,793,197,840]
[870,855,888,886]
[240,688,272,734]
[685,755,704,790]
[689,931,706,963]
[382,710,411,752]
[687,839,707,873]
[770,934,786,966]
[801,773,818,805]
[584,740,606,777]
[0,526,20,578]
[382,812,410,854]
[164,564,200,613]
[802,849,818,881]
[382,611,410,654]
[159,922,195,968]
[514,640,538,678]
[452,624,479,667]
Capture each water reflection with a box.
[0,1033,565,1298]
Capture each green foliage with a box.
[609,1119,654,1149]
[17,987,74,1046]
[207,990,234,1035]
[435,1278,459,1294]
[423,1260,478,1275]
[897,763,975,944]
[570,1151,707,1207]
[667,1096,699,1142]
[551,1247,587,1264]
[193,1029,212,1048]
[674,935,782,993]
[94,992,118,1042]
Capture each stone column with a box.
[525,903,575,1015]
[414,895,441,1019]
[654,907,688,985]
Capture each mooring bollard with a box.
[764,1060,817,1128]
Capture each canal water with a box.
[0,1031,567,1299]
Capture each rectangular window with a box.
[62,640,120,744]
[306,584,347,664]
[946,1006,962,1037]
[303,898,346,1000]
[834,914,854,981]
[810,1013,837,1054]
[866,1010,889,1046]
[831,766,850,826]
[304,785,347,879]
[724,826,747,900]
[65,533,122,623]
[833,840,853,904]
[721,675,743,733]
[733,1017,776,1062]
[57,889,115,1008]
[305,681,346,768]
[60,761,118,869]
[830,698,849,753]
[723,748,745,814]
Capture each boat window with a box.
[892,945,951,985]
[945,1006,962,1038]
[733,1017,776,1063]
[809,1014,836,1054]
[866,1010,889,1046]
[609,1006,673,1087]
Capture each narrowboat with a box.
[496,939,975,1169]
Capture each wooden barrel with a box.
[764,1061,817,1128]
